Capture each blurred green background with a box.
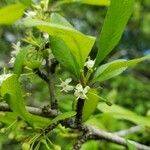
[0,0,150,149]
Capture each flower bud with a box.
[22,142,30,150]
[8,132,15,140]
[0,128,6,133]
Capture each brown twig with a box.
[0,103,58,118]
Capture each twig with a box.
[113,125,143,137]
[0,103,58,118]
[45,57,58,109]
[72,132,91,150]
[0,103,150,150]
[75,98,84,126]
[34,69,49,82]
[43,123,59,135]
[88,126,150,150]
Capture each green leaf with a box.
[60,0,110,6]
[97,103,150,127]
[50,13,74,28]
[50,36,80,77]
[13,48,28,75]
[95,0,135,65]
[1,75,51,128]
[0,112,17,125]
[23,17,95,68]
[127,141,137,150]
[50,13,80,77]
[0,3,26,25]
[1,75,29,120]
[93,55,150,82]
[50,111,76,125]
[82,89,99,121]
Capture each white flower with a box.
[25,11,37,18]
[58,78,74,93]
[43,33,49,40]
[9,41,21,66]
[84,57,95,69]
[74,84,90,99]
[11,41,21,56]
[0,74,12,86]
[8,57,16,65]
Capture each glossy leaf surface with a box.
[96,0,135,65]
[93,55,150,82]
[23,16,95,68]
[0,3,25,25]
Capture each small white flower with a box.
[58,78,74,93]
[84,57,95,69]
[8,57,16,65]
[43,33,49,40]
[41,59,46,66]
[0,74,12,86]
[25,11,37,18]
[9,41,21,66]
[11,41,21,56]
[74,84,90,99]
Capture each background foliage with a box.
[0,0,150,150]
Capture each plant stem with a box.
[75,98,84,126]
[45,58,58,109]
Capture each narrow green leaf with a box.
[23,17,95,68]
[82,89,99,121]
[93,55,150,82]
[60,0,110,6]
[0,3,26,25]
[50,36,80,77]
[13,48,28,75]
[95,0,135,65]
[97,103,150,127]
[50,111,76,125]
[1,75,51,128]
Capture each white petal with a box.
[43,33,49,40]
[74,90,79,98]
[66,85,74,91]
[0,74,12,86]
[65,78,72,84]
[84,58,95,69]
[84,86,90,93]
[25,11,37,18]
[9,57,15,65]
[75,84,83,91]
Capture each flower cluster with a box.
[57,57,96,99]
[58,78,90,99]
